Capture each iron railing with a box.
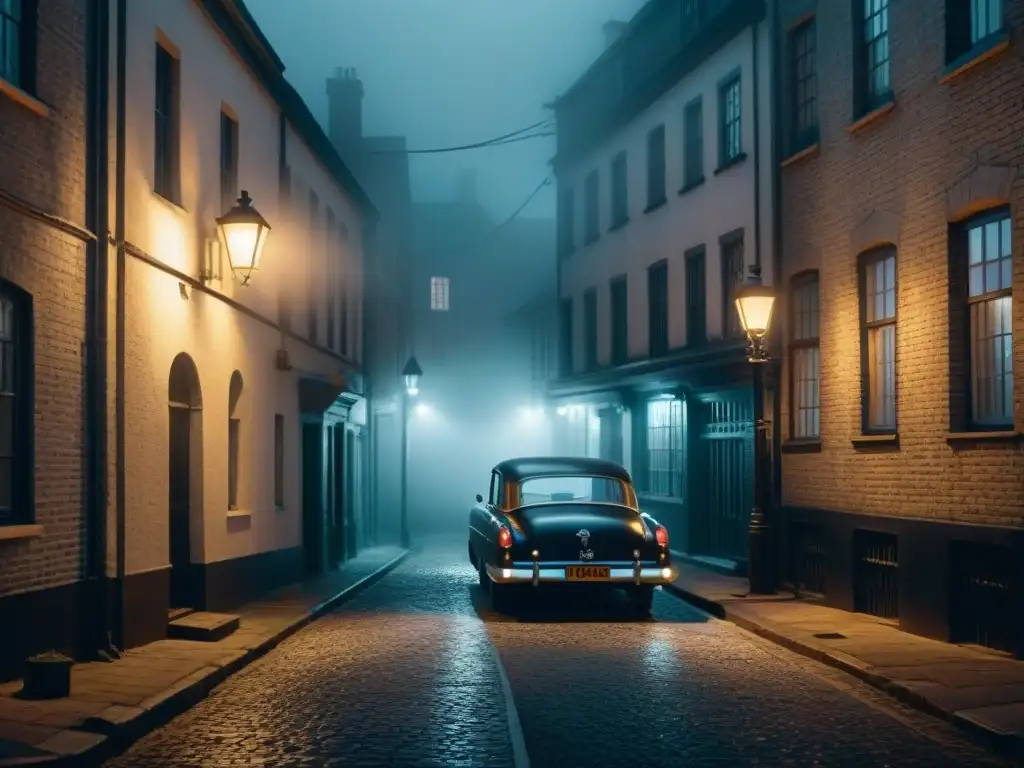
[787,522,826,596]
[950,541,1020,656]
[853,530,899,620]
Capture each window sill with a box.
[781,438,822,453]
[643,198,667,215]
[609,217,629,232]
[945,430,1022,447]
[153,191,187,215]
[847,99,896,134]
[781,143,820,168]
[852,433,899,449]
[941,30,1010,84]
[0,524,45,542]
[0,77,50,117]
[713,153,747,176]
[227,508,251,519]
[678,177,705,196]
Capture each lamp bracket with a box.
[199,238,223,285]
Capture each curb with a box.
[1,550,409,768]
[664,583,1024,762]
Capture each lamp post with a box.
[734,264,777,595]
[216,190,271,286]
[400,356,423,549]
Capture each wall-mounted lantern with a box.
[402,356,423,397]
[216,190,271,287]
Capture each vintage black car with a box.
[468,457,675,615]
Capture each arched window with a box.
[0,281,32,525]
[228,371,243,510]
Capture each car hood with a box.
[510,503,649,560]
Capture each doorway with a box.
[168,353,203,612]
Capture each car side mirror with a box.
[475,494,483,503]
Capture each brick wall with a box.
[0,0,90,595]
[777,0,1024,527]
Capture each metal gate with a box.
[690,392,753,561]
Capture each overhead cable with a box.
[451,177,553,258]
[370,119,554,155]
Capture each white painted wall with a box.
[115,0,368,575]
[558,23,775,372]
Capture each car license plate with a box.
[565,566,610,581]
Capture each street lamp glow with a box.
[556,406,568,417]
[402,356,423,397]
[216,190,271,286]
[734,269,776,338]
[519,405,543,422]
[414,402,432,418]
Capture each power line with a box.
[370,119,554,155]
[450,176,553,258]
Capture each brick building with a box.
[775,0,1024,655]
[0,0,98,679]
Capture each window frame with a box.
[559,297,573,377]
[0,280,33,526]
[646,124,667,209]
[584,169,600,244]
[610,275,628,366]
[339,222,350,354]
[154,42,181,203]
[788,271,821,440]
[610,151,628,228]
[307,191,320,341]
[430,276,450,311]
[683,97,704,189]
[0,0,36,94]
[219,109,239,213]
[647,260,669,358]
[583,288,598,372]
[645,397,684,498]
[325,208,337,350]
[273,414,285,508]
[720,230,745,339]
[853,0,892,117]
[858,246,898,435]
[718,73,742,168]
[946,0,1005,63]
[788,17,819,152]
[558,187,575,258]
[685,245,707,346]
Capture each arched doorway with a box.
[168,353,203,611]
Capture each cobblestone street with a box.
[105,541,1009,767]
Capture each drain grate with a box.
[813,632,847,640]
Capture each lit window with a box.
[228,371,243,510]
[860,248,897,432]
[789,273,820,438]
[430,276,450,311]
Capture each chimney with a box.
[326,66,364,149]
[602,20,628,49]
[457,169,477,204]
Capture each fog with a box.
[245,0,647,536]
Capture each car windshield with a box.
[519,475,628,505]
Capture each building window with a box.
[685,245,706,345]
[274,414,285,508]
[860,247,897,432]
[584,289,598,372]
[610,276,628,366]
[559,298,573,376]
[154,43,180,202]
[228,371,243,511]
[558,187,575,258]
[584,170,600,244]
[308,191,319,341]
[854,0,891,116]
[790,272,820,439]
[325,209,337,350]
[966,211,1013,428]
[721,232,745,338]
[0,0,35,91]
[947,0,1005,62]
[278,166,293,330]
[683,98,703,188]
[646,398,684,497]
[648,260,668,358]
[789,18,818,151]
[718,75,742,166]
[0,282,31,525]
[611,151,628,228]
[646,124,666,209]
[339,222,350,355]
[220,110,239,212]
[430,276,450,311]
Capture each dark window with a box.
[718,75,742,166]
[854,0,891,116]
[339,222,350,356]
[947,0,1005,62]
[610,277,628,365]
[963,210,1013,428]
[646,124,666,209]
[0,0,35,92]
[859,247,897,432]
[220,111,239,212]
[646,397,684,497]
[558,187,575,258]
[584,289,598,371]
[789,18,818,151]
[584,170,600,244]
[325,208,336,350]
[648,260,669,357]
[721,233,745,338]
[559,298,573,376]
[154,43,180,202]
[274,414,285,508]
[228,372,242,511]
[278,166,292,331]
[685,246,706,345]
[0,282,31,525]
[308,191,319,342]
[790,272,820,439]
[683,98,703,188]
[611,152,628,227]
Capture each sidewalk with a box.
[666,560,1024,759]
[0,546,408,767]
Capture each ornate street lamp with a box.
[402,356,423,397]
[734,264,777,595]
[400,355,423,549]
[216,190,271,286]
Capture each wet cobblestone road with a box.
[106,542,1009,767]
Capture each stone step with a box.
[167,611,241,642]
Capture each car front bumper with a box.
[485,561,676,586]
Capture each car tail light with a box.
[655,525,669,548]
[497,525,513,549]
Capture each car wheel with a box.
[629,585,655,617]
[477,557,488,588]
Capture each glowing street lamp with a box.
[216,190,271,287]
[734,264,776,362]
[402,356,423,397]
[400,355,424,549]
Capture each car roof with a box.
[494,457,633,484]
